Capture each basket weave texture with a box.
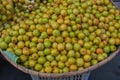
[0,49,119,78]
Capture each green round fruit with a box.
[58,62,65,69]
[38,57,46,64]
[29,59,36,68]
[60,55,67,62]
[76,58,84,67]
[34,64,42,71]
[0,41,8,49]
[46,55,54,62]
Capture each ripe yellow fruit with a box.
[83,54,91,62]
[45,66,52,73]
[70,65,77,71]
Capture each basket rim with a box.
[0,49,120,78]
[0,0,120,78]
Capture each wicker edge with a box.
[0,0,119,78]
[0,49,120,78]
[111,0,120,9]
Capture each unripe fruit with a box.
[60,55,67,62]
[83,55,91,62]
[38,57,46,64]
[0,41,8,49]
[76,58,84,67]
[34,64,42,71]
[15,48,22,56]
[51,60,57,67]
[53,67,60,73]
[17,41,24,49]
[68,57,75,65]
[31,53,38,60]
[63,67,69,73]
[29,59,36,68]
[20,55,27,62]
[58,62,65,69]
[91,59,98,65]
[46,55,54,62]
[84,62,91,68]
[103,46,111,53]
[45,66,52,73]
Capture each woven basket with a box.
[0,49,120,78]
[0,0,120,79]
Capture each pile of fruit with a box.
[0,0,120,73]
[0,0,14,27]
[13,0,41,12]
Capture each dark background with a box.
[0,53,120,80]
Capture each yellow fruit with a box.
[70,65,77,71]
[84,62,91,68]
[23,47,30,56]
[45,66,52,73]
[83,54,91,62]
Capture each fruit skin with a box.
[37,43,44,50]
[17,41,24,49]
[44,61,51,67]
[96,48,103,54]
[34,64,42,71]
[51,60,57,67]
[20,55,27,62]
[4,36,11,43]
[23,47,30,56]
[40,32,48,38]
[83,54,91,62]
[63,67,69,73]
[29,59,36,68]
[52,29,60,36]
[84,62,91,68]
[44,41,51,48]
[103,46,111,53]
[0,41,8,49]
[46,55,54,62]
[74,43,81,51]
[31,53,38,60]
[33,29,40,36]
[109,38,115,45]
[51,49,59,56]
[68,57,75,65]
[60,55,67,62]
[68,50,75,57]
[70,65,77,71]
[76,58,84,67]
[44,48,50,55]
[38,57,46,64]
[57,43,64,51]
[91,59,98,65]
[53,67,60,73]
[45,66,52,73]
[84,42,91,49]
[23,61,29,68]
[15,48,22,56]
[97,54,105,61]
[58,62,65,69]
[66,43,73,50]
